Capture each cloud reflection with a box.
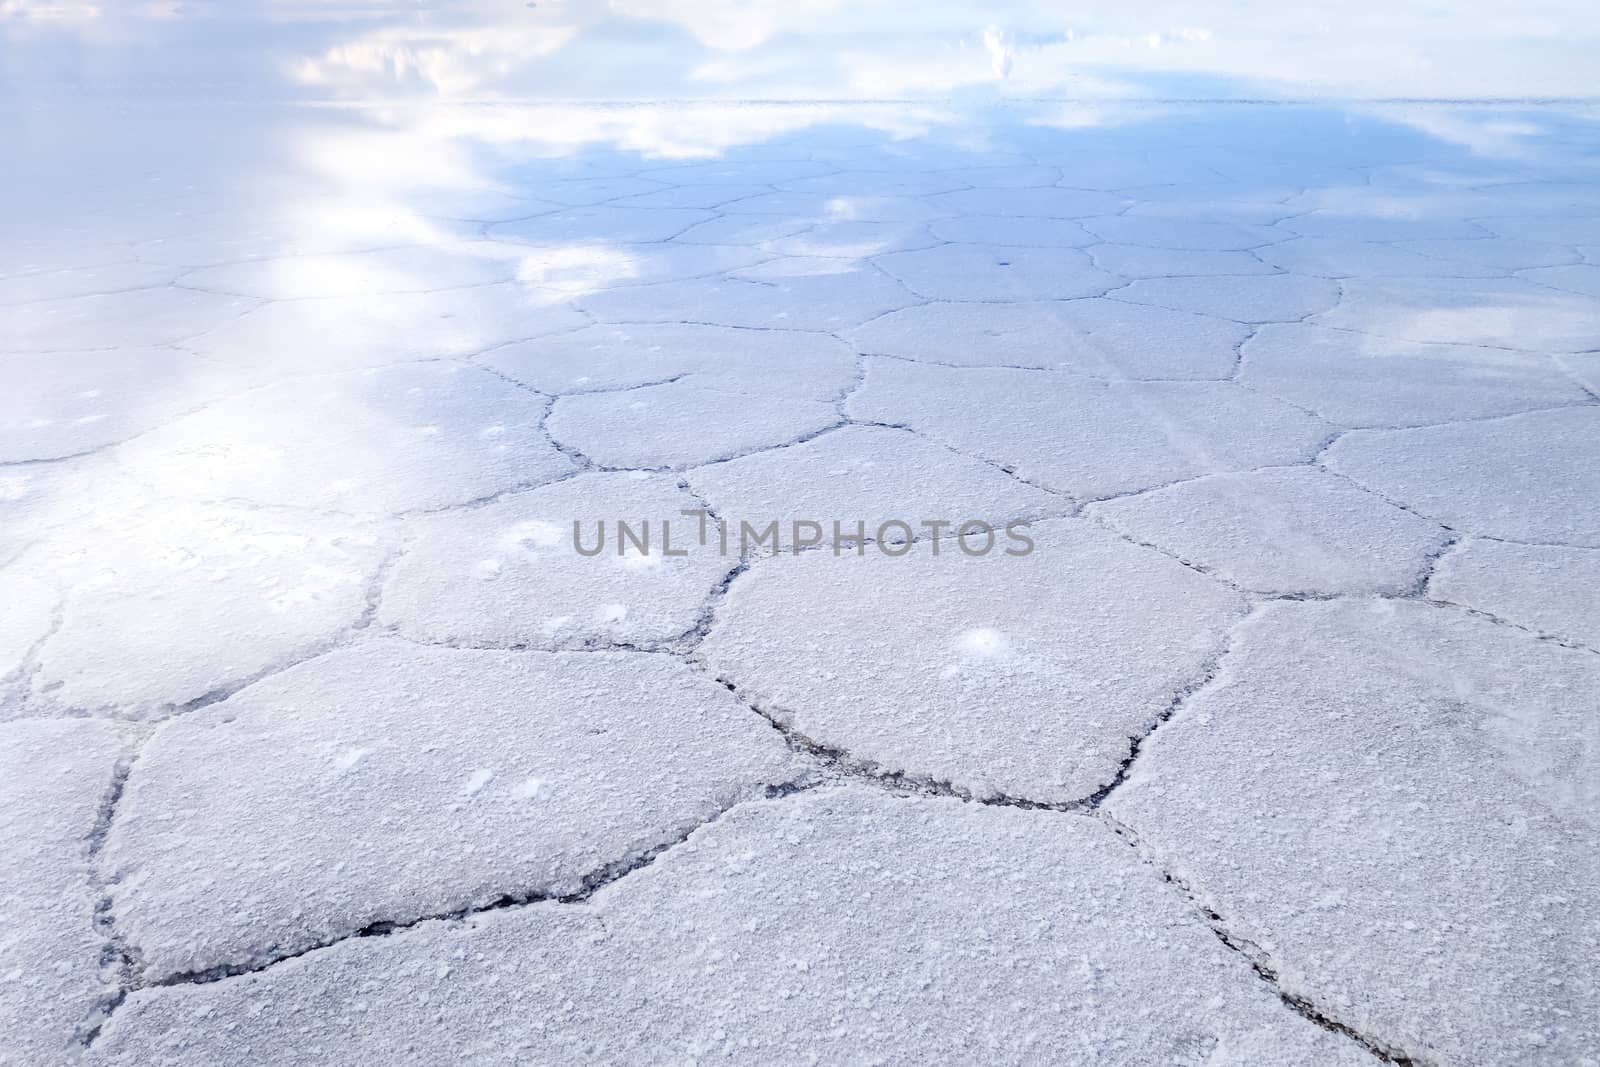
[266,0,1600,102]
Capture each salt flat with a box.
[2,5,1599,1066]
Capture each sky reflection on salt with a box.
[2,1,1597,401]
[3,0,1599,105]
[3,1,1596,240]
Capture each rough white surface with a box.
[27,503,387,715]
[764,220,936,257]
[0,718,128,1067]
[1113,274,1340,323]
[506,241,769,294]
[642,159,833,184]
[129,228,415,271]
[0,287,255,352]
[0,571,56,685]
[941,163,1060,186]
[670,212,809,245]
[1320,277,1600,351]
[379,472,733,648]
[577,267,918,330]
[928,214,1096,246]
[1090,466,1447,595]
[850,358,1330,499]
[1481,216,1600,243]
[0,460,123,570]
[1397,237,1577,271]
[1430,538,1600,649]
[780,170,965,196]
[686,424,1064,536]
[1255,236,1500,278]
[843,299,1247,378]
[178,245,515,301]
[181,285,588,376]
[488,205,713,244]
[548,380,839,468]
[610,184,771,209]
[1561,352,1600,395]
[1081,215,1282,250]
[0,261,177,305]
[930,186,1125,218]
[1240,322,1587,426]
[114,363,574,514]
[1326,407,1600,546]
[507,177,666,205]
[1088,243,1277,277]
[1279,212,1485,242]
[874,244,1117,301]
[482,321,856,399]
[88,788,1371,1066]
[1107,599,1600,1065]
[102,641,802,981]
[701,519,1245,803]
[1522,262,1600,297]
[0,347,252,462]
[722,190,950,222]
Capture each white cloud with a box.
[295,22,578,96]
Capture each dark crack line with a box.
[689,617,1431,1063]
[95,782,817,1012]
[692,666,1082,813]
[377,629,699,658]
[1421,594,1600,657]
[1081,510,1258,599]
[1081,610,1247,810]
[78,734,153,1050]
[27,526,410,724]
[860,347,1235,384]
[688,604,1439,1064]
[1405,533,1462,599]
[1097,812,1430,1066]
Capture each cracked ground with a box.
[4,10,1600,1067]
